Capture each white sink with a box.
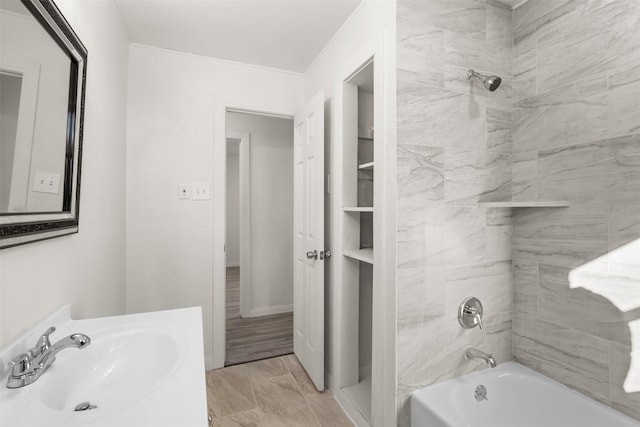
[0,307,207,427]
[41,327,183,412]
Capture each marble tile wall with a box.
[397,0,640,425]
[511,0,640,421]
[396,1,514,425]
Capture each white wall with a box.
[303,1,396,425]
[225,145,240,267]
[0,0,129,347]
[126,44,304,367]
[227,112,294,315]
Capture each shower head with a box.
[467,69,502,92]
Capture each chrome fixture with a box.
[467,69,502,91]
[458,296,484,331]
[465,346,497,368]
[74,401,97,411]
[307,249,331,260]
[6,326,91,388]
[474,384,488,402]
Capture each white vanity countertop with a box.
[0,307,208,427]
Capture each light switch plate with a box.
[32,172,61,194]
[179,184,190,200]
[192,181,211,200]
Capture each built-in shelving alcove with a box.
[340,60,375,425]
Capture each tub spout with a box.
[465,347,496,368]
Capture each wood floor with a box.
[206,355,354,426]
[225,267,293,366]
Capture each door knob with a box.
[306,250,318,260]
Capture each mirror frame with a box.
[0,0,87,249]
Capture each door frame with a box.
[212,102,295,369]
[226,132,252,318]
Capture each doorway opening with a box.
[224,110,295,366]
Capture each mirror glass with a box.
[1,0,70,213]
[0,0,87,248]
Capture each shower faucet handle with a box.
[466,306,484,331]
[458,297,484,331]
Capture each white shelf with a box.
[344,248,373,264]
[343,207,374,212]
[478,201,570,208]
[358,162,374,170]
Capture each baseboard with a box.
[327,373,371,427]
[225,262,240,268]
[205,357,216,371]
[244,304,293,318]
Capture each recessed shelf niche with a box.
[478,201,570,208]
[340,60,374,425]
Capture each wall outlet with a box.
[32,172,61,194]
[192,181,211,200]
[179,184,190,200]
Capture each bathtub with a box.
[411,362,640,427]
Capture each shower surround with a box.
[396,0,640,425]
[511,0,640,421]
[396,0,514,425]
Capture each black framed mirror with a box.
[0,0,87,249]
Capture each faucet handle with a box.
[31,326,56,357]
[477,313,484,331]
[465,307,485,331]
[9,353,32,376]
[458,297,484,331]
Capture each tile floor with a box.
[206,354,354,426]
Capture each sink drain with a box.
[74,401,97,411]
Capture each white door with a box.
[293,92,325,391]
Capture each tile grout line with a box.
[243,363,260,410]
[243,362,264,427]
[245,368,267,426]
[283,355,324,427]
[303,393,325,427]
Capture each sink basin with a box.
[0,307,208,427]
[40,327,183,413]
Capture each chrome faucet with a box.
[465,347,496,368]
[6,326,91,388]
[458,297,484,331]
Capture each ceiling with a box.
[114,0,362,73]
